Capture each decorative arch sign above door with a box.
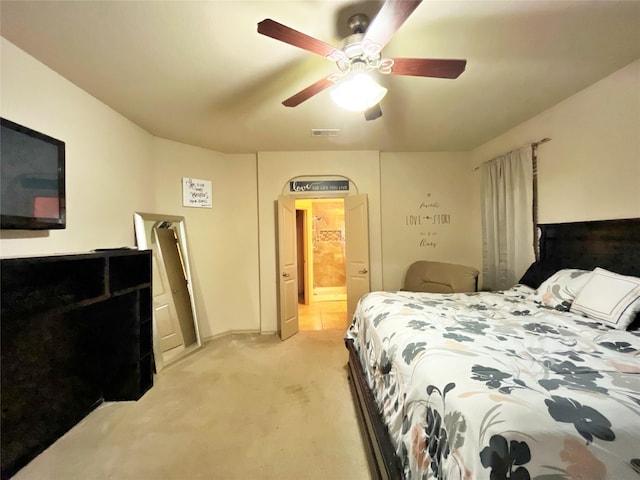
[289,180,349,193]
[283,175,358,197]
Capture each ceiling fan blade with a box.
[258,19,338,58]
[390,58,467,79]
[364,103,382,121]
[282,75,336,107]
[363,0,422,52]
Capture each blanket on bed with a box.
[346,286,640,479]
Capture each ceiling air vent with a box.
[311,129,340,137]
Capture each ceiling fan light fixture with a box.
[329,73,387,112]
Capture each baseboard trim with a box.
[201,329,264,344]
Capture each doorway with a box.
[295,198,348,331]
[277,192,370,340]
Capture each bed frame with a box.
[345,218,640,480]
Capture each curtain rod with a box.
[472,137,552,171]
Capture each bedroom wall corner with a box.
[380,152,479,291]
[470,58,640,225]
[151,137,260,340]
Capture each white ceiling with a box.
[1,1,639,154]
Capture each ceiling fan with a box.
[257,0,466,120]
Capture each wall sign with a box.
[403,193,453,248]
[182,177,212,208]
[289,180,349,192]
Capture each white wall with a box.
[380,152,478,291]
[471,59,640,224]
[0,38,154,257]
[151,138,260,339]
[257,151,382,333]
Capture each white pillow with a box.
[532,269,590,310]
[570,268,640,329]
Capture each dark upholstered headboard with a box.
[520,218,640,290]
[529,218,640,330]
[539,218,640,278]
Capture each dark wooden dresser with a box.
[1,249,153,479]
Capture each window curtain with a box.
[481,147,535,290]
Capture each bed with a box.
[345,218,640,479]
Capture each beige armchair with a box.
[402,261,479,293]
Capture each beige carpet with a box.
[13,330,370,480]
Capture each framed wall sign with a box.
[182,177,212,208]
[289,180,349,192]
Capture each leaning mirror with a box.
[133,212,202,371]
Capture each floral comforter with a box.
[346,286,640,479]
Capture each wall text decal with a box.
[403,193,453,248]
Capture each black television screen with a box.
[1,118,66,230]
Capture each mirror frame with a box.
[133,212,202,371]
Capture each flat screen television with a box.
[1,117,66,230]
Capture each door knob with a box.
[282,272,290,277]
[359,268,368,274]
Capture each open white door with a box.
[345,194,370,321]
[277,195,299,340]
